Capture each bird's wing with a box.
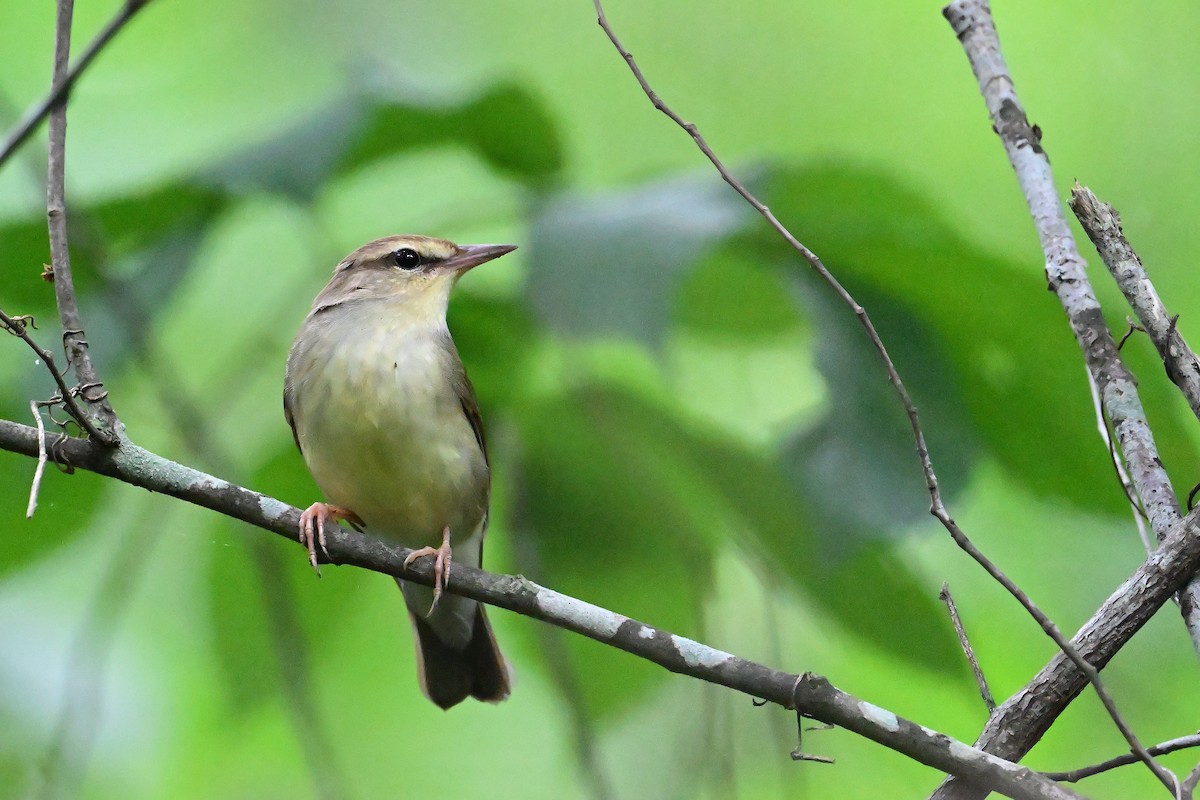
[283,387,301,451]
[457,372,488,467]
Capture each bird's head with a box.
[309,235,516,319]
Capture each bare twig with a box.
[0,0,153,173]
[45,0,120,445]
[0,307,106,441]
[939,583,996,714]
[0,419,1082,800]
[27,400,48,518]
[1042,734,1200,783]
[592,0,1166,793]
[941,1,1182,796]
[1184,761,1200,800]
[1070,185,1200,422]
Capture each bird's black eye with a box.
[391,248,422,270]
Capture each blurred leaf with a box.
[207,531,278,715]
[681,423,963,673]
[87,183,227,262]
[208,443,370,712]
[674,234,806,339]
[0,456,104,576]
[514,385,716,717]
[210,80,564,201]
[527,174,752,346]
[760,163,1199,514]
[783,277,978,542]
[514,383,959,711]
[448,293,540,413]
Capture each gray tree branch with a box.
[0,418,1081,800]
[1069,184,1200,656]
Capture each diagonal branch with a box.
[0,419,1081,800]
[939,1,1186,796]
[942,1,1179,538]
[593,0,1169,793]
[0,0,154,172]
[1069,184,1200,655]
[45,0,120,445]
[1069,185,1200,426]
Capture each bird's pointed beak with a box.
[442,243,518,274]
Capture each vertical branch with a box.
[45,0,120,444]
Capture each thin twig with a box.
[1184,761,1200,800]
[0,0,154,173]
[940,1,1181,796]
[0,419,1083,800]
[0,307,105,441]
[592,0,1168,793]
[1041,734,1200,783]
[1070,185,1200,423]
[27,400,48,518]
[45,0,120,445]
[939,583,996,714]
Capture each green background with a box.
[2,1,1198,798]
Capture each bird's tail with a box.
[407,597,510,709]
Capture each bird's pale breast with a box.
[287,301,489,549]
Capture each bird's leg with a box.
[298,502,363,575]
[403,525,453,614]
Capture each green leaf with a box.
[209,80,564,201]
[680,421,963,673]
[759,163,1199,514]
[0,455,105,576]
[513,383,960,712]
[526,174,752,347]
[513,386,717,717]
[782,276,978,540]
[674,233,807,339]
[206,443,373,713]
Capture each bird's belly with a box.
[294,336,488,548]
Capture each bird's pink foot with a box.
[403,525,453,614]
[298,502,363,575]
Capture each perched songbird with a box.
[284,234,515,709]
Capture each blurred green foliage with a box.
[2,2,1200,799]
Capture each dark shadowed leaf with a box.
[674,233,807,339]
[782,276,978,544]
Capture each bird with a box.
[283,234,514,709]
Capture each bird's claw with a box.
[403,525,453,615]
[298,502,363,576]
